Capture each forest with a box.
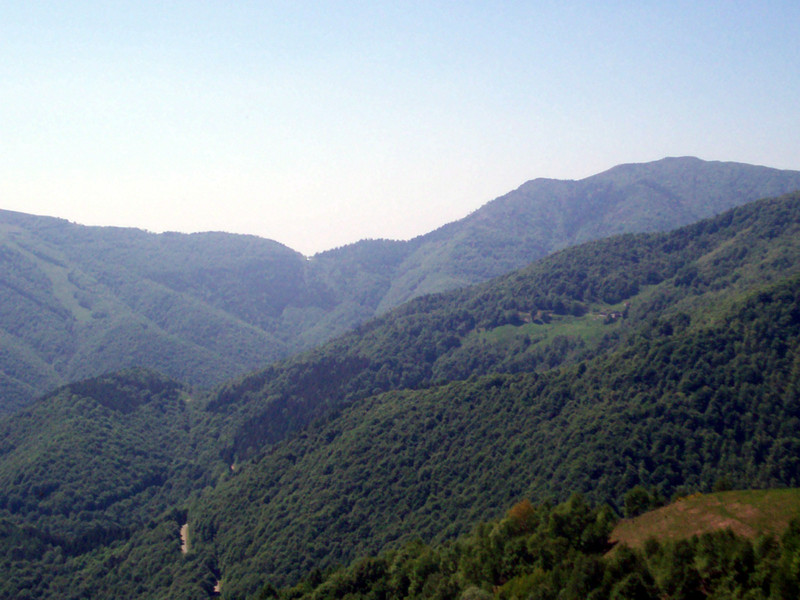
[258,494,800,600]
[0,187,799,598]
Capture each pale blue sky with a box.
[2,1,799,254]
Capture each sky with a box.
[2,2,799,255]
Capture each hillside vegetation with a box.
[0,216,303,412]
[189,267,800,595]
[205,192,800,465]
[254,492,800,600]
[0,369,223,599]
[1,190,800,598]
[3,157,800,412]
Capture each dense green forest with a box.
[0,215,300,412]
[206,192,800,464]
[185,270,800,596]
[3,157,800,412]
[0,369,226,599]
[258,494,800,600]
[1,188,800,598]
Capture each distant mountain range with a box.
[2,157,800,412]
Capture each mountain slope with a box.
[206,192,800,464]
[89,191,798,595]
[0,369,215,539]
[4,158,799,413]
[189,270,800,594]
[0,213,315,412]
[0,368,224,599]
[255,491,800,600]
[2,192,800,597]
[374,157,800,309]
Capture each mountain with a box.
[190,267,800,595]
[205,191,800,464]
[3,157,800,413]
[0,213,314,413]
[0,368,224,599]
[2,191,800,598]
[368,156,800,309]
[189,193,800,593]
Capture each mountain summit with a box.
[370,157,800,308]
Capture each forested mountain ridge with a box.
[0,368,224,598]
[206,192,800,464]
[370,156,800,309]
[0,369,216,540]
[3,157,800,413]
[2,192,800,597]
[0,213,308,412]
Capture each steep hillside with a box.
[57,191,793,596]
[188,271,800,594]
[0,368,223,599]
[207,192,800,463]
[3,157,799,413]
[0,213,315,412]
[0,369,217,534]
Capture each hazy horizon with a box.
[3,2,799,255]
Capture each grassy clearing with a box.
[610,488,800,549]
[479,310,620,346]
[7,236,94,323]
[36,260,94,323]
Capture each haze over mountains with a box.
[2,157,800,413]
